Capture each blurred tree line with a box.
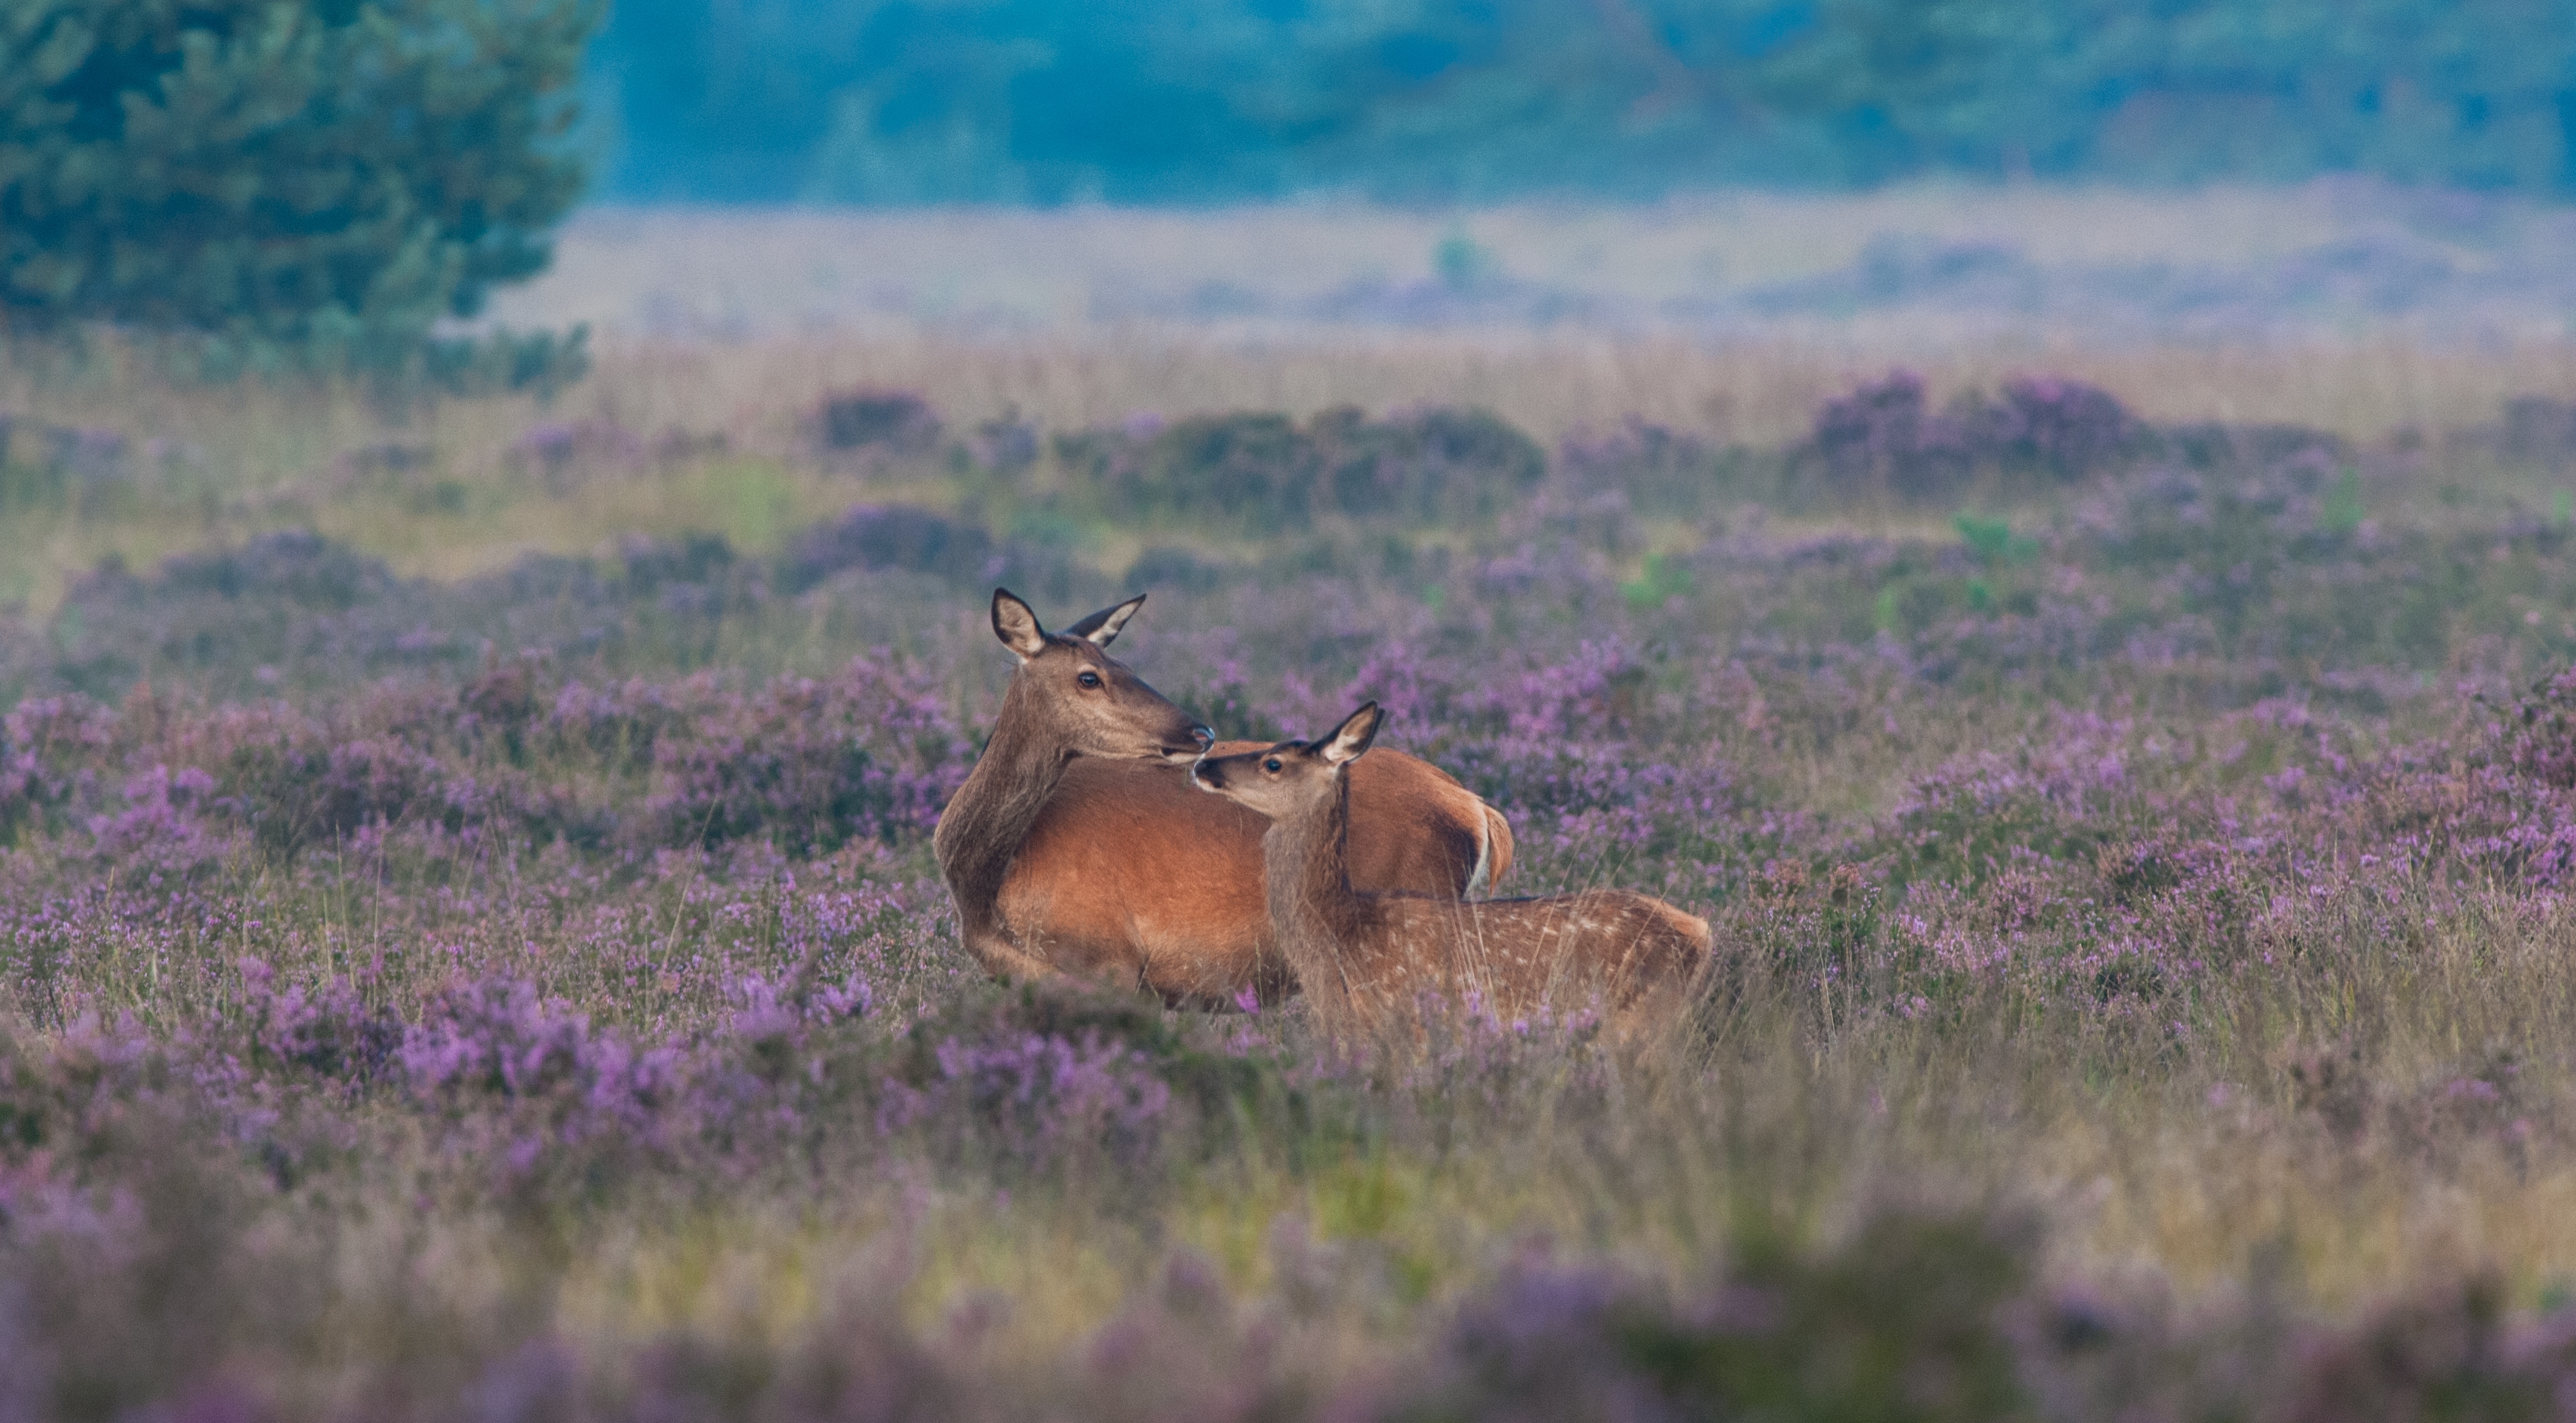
[2,0,596,383]
[592,0,2576,203]
[5,0,2569,370]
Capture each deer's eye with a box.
[1077,671,1103,688]
[1264,757,1283,772]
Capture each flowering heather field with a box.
[12,352,2576,1418]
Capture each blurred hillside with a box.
[586,0,2576,204]
[489,188,2576,347]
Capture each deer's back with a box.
[996,746,1499,1006]
[1363,887,1710,1029]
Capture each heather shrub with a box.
[1397,1207,2032,1423]
[80,761,233,876]
[234,958,402,1090]
[1886,711,2148,888]
[30,526,800,702]
[1124,544,1233,592]
[2281,1279,2575,1423]
[781,502,997,590]
[610,1297,962,1423]
[2496,396,2576,466]
[1309,404,1546,525]
[779,502,1096,608]
[1809,370,2154,498]
[52,531,402,693]
[1445,645,1747,870]
[0,1096,301,1422]
[1116,410,1317,533]
[2160,419,2351,473]
[1053,405,1541,536]
[2498,668,2576,789]
[966,408,1041,472]
[613,531,741,601]
[1287,638,1751,878]
[2316,740,2576,891]
[8,642,981,867]
[886,1027,1176,1175]
[812,388,942,454]
[1555,416,1739,515]
[1808,369,1973,498]
[0,414,135,516]
[1633,1210,2033,1423]
[47,533,454,696]
[644,656,971,854]
[0,693,118,843]
[506,416,647,487]
[456,653,561,770]
[396,977,704,1196]
[1968,375,2148,478]
[542,673,683,767]
[1721,860,1888,1018]
[183,696,490,857]
[2066,454,2416,659]
[1396,1259,1664,1423]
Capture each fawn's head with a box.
[990,589,1212,763]
[1188,701,1383,820]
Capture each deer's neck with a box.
[1263,774,1368,1026]
[934,678,1072,936]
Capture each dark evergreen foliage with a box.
[1,0,598,368]
[585,0,2576,204]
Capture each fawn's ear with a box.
[1061,594,1146,648]
[990,589,1049,662]
[1318,701,1383,767]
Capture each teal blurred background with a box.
[586,0,2576,204]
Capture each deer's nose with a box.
[1191,725,1214,750]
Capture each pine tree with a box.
[1,0,599,368]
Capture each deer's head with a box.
[990,589,1212,763]
[1188,701,1383,819]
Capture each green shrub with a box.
[0,0,598,374]
[1057,405,1545,538]
[1314,405,1545,525]
[1131,412,1315,533]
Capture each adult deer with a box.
[935,591,1513,1007]
[1191,701,1709,1044]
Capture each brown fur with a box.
[1193,703,1709,1043]
[935,593,1511,1009]
[1000,743,1507,1006]
[1312,890,1708,1040]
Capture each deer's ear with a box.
[990,589,1049,662]
[1062,593,1146,648]
[1318,702,1383,766]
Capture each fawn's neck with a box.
[1263,772,1369,1023]
[934,676,1072,936]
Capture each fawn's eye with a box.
[1264,758,1283,772]
[1077,671,1102,688]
